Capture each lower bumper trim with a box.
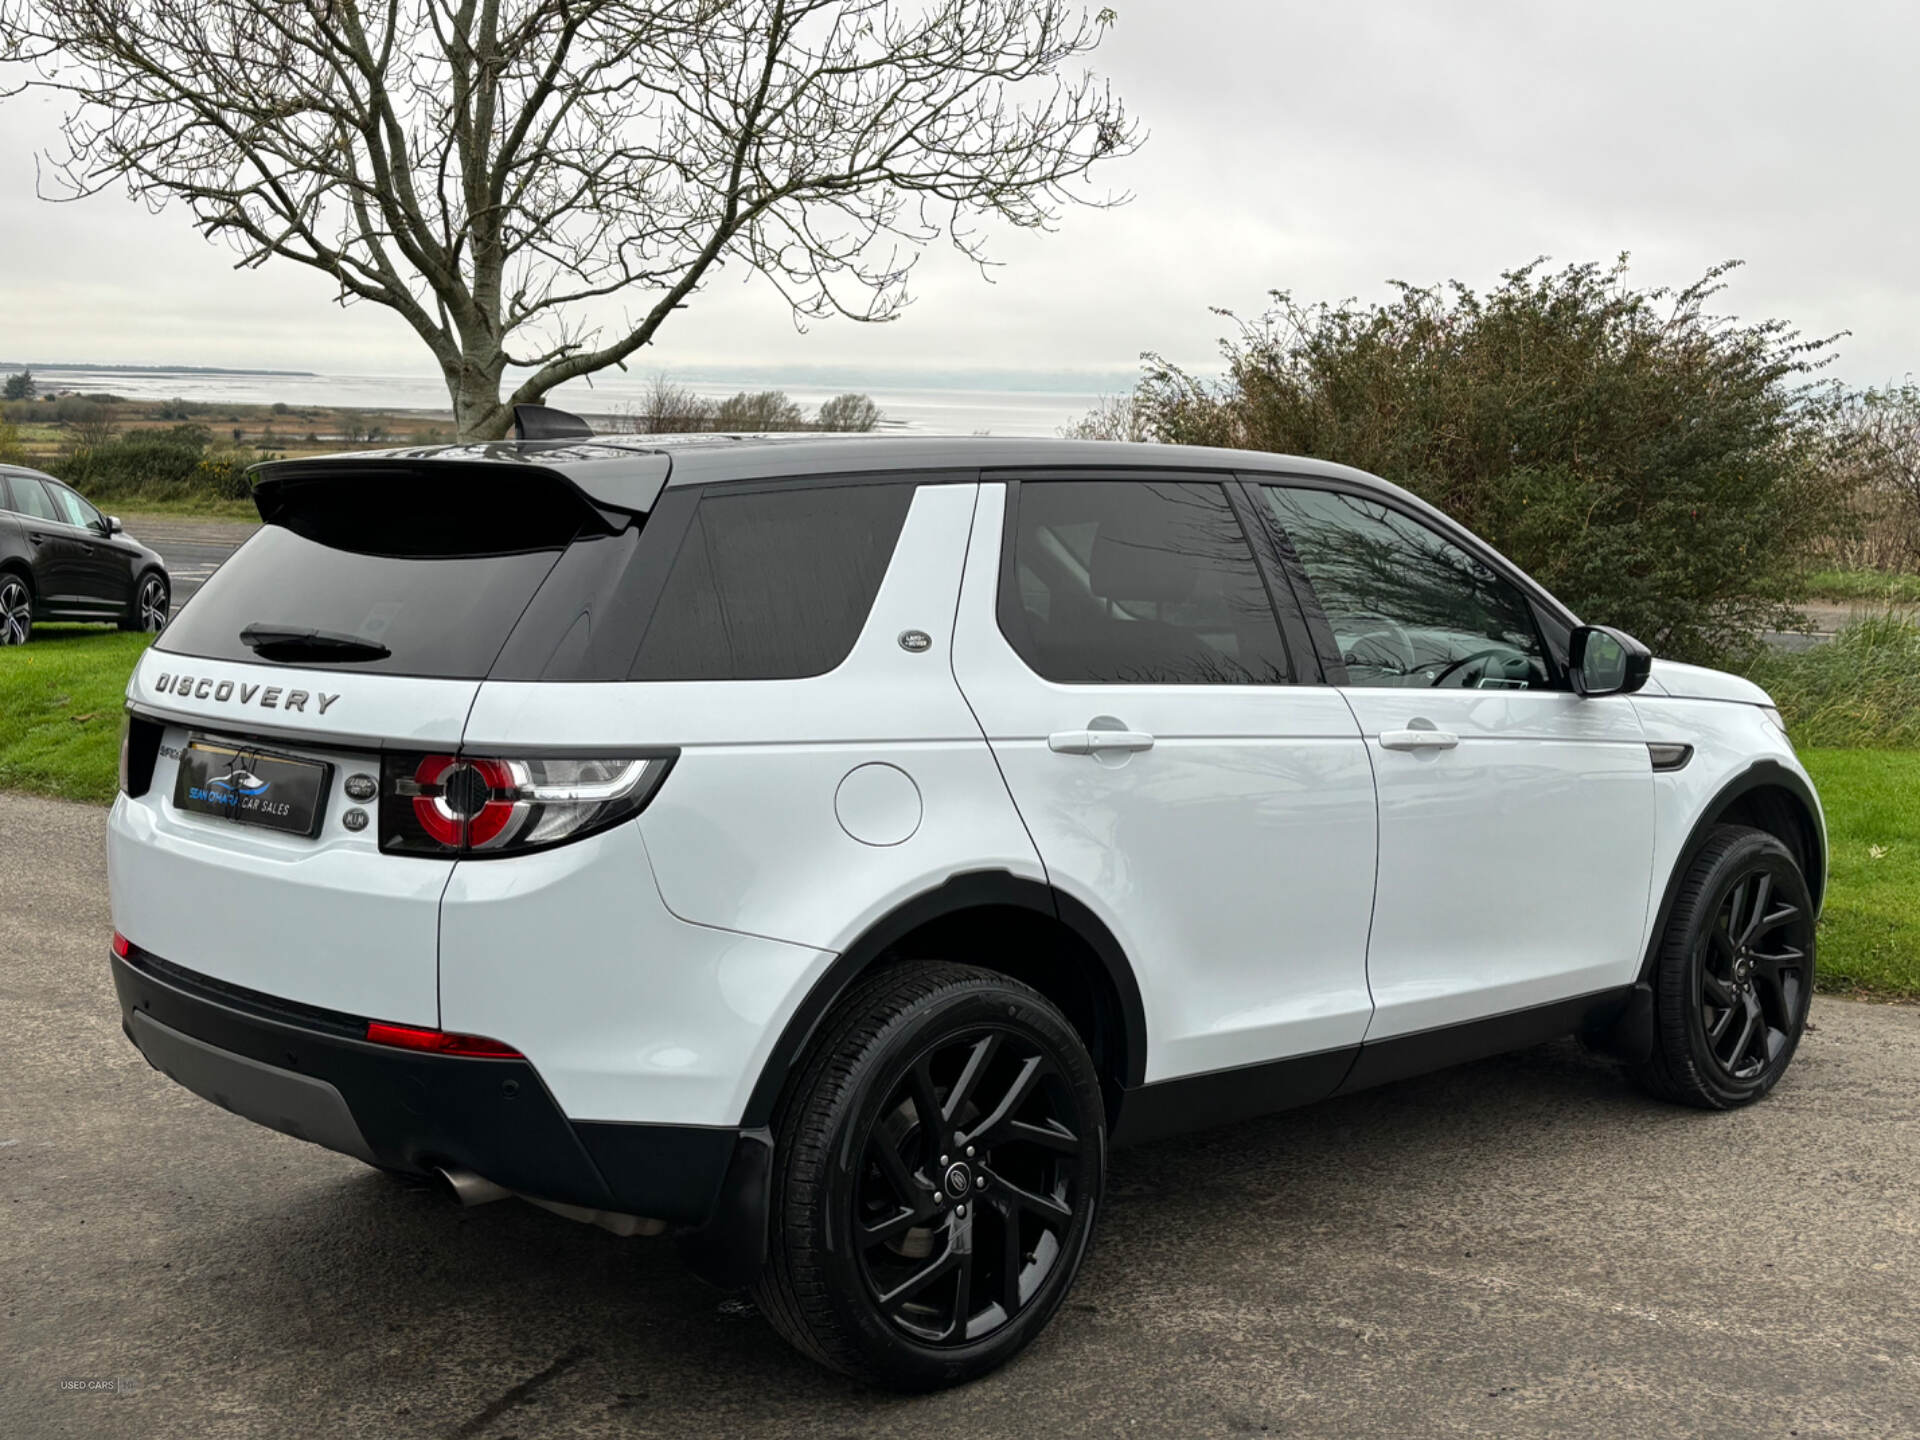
[129,1009,376,1164]
[111,948,755,1232]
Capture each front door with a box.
[46,481,131,615]
[952,474,1379,1097]
[1251,481,1655,1042]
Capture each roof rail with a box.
[512,403,593,441]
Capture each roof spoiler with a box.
[513,403,593,441]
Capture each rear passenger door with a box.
[952,474,1379,1106]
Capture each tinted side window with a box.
[1261,485,1551,690]
[7,475,59,523]
[1000,479,1290,685]
[630,482,914,681]
[49,484,100,529]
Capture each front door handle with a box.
[1380,726,1460,751]
[1048,729,1156,755]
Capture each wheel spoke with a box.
[1000,1202,1024,1314]
[870,1129,925,1209]
[860,1203,927,1249]
[1737,874,1774,948]
[876,1244,960,1311]
[1747,945,1804,978]
[960,1052,1046,1150]
[1702,969,1736,1007]
[943,1032,1002,1124]
[1003,1117,1079,1153]
[980,1164,1072,1224]
[1727,998,1760,1072]
[947,1240,974,1341]
[908,1061,948,1167]
[1751,902,1799,942]
[1706,1002,1737,1044]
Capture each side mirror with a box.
[1570,625,1652,697]
[107,514,123,534]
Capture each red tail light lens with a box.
[111,931,132,958]
[364,1021,523,1058]
[380,751,674,858]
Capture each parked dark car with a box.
[0,465,170,645]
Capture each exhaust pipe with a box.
[437,1165,511,1206]
[433,1166,664,1236]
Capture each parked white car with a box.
[107,423,1823,1389]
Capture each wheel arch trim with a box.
[737,869,1149,1130]
[1639,758,1826,987]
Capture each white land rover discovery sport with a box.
[108,420,1824,1389]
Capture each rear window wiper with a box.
[239,624,392,662]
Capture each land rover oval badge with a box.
[898,629,932,654]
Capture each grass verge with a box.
[1803,568,1920,604]
[115,497,262,522]
[0,627,152,804]
[1746,616,1920,748]
[1798,749,1920,1001]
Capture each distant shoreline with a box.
[0,362,319,377]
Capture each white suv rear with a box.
[108,430,1825,1389]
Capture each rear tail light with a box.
[379,751,674,857]
[111,931,132,958]
[364,1021,522,1058]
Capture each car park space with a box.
[6,789,1917,1439]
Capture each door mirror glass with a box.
[1571,624,1651,696]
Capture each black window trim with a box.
[992,468,1305,688]
[1242,471,1577,692]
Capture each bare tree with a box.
[814,392,882,431]
[1832,384,1920,570]
[618,373,717,433]
[1059,391,1150,441]
[713,388,805,430]
[0,1,1136,439]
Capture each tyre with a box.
[1,572,32,646]
[122,571,170,633]
[1632,825,1815,1109]
[753,961,1106,1390]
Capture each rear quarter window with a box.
[630,482,914,681]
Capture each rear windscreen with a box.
[156,525,568,679]
[156,464,625,681]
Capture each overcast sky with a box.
[2,0,1916,392]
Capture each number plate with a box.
[173,739,331,837]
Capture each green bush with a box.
[1124,259,1854,665]
[1746,617,1920,748]
[51,423,254,504]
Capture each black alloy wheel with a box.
[1698,861,1811,1082]
[855,1025,1086,1347]
[124,572,169,633]
[1633,825,1816,1108]
[0,575,31,645]
[755,962,1106,1390]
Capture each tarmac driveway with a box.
[2,790,1916,1438]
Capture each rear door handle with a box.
[1379,727,1460,751]
[27,531,52,544]
[1048,729,1156,755]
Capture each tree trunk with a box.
[447,352,513,441]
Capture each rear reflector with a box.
[364,1021,523,1058]
[111,931,132,958]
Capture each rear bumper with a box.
[110,945,766,1240]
